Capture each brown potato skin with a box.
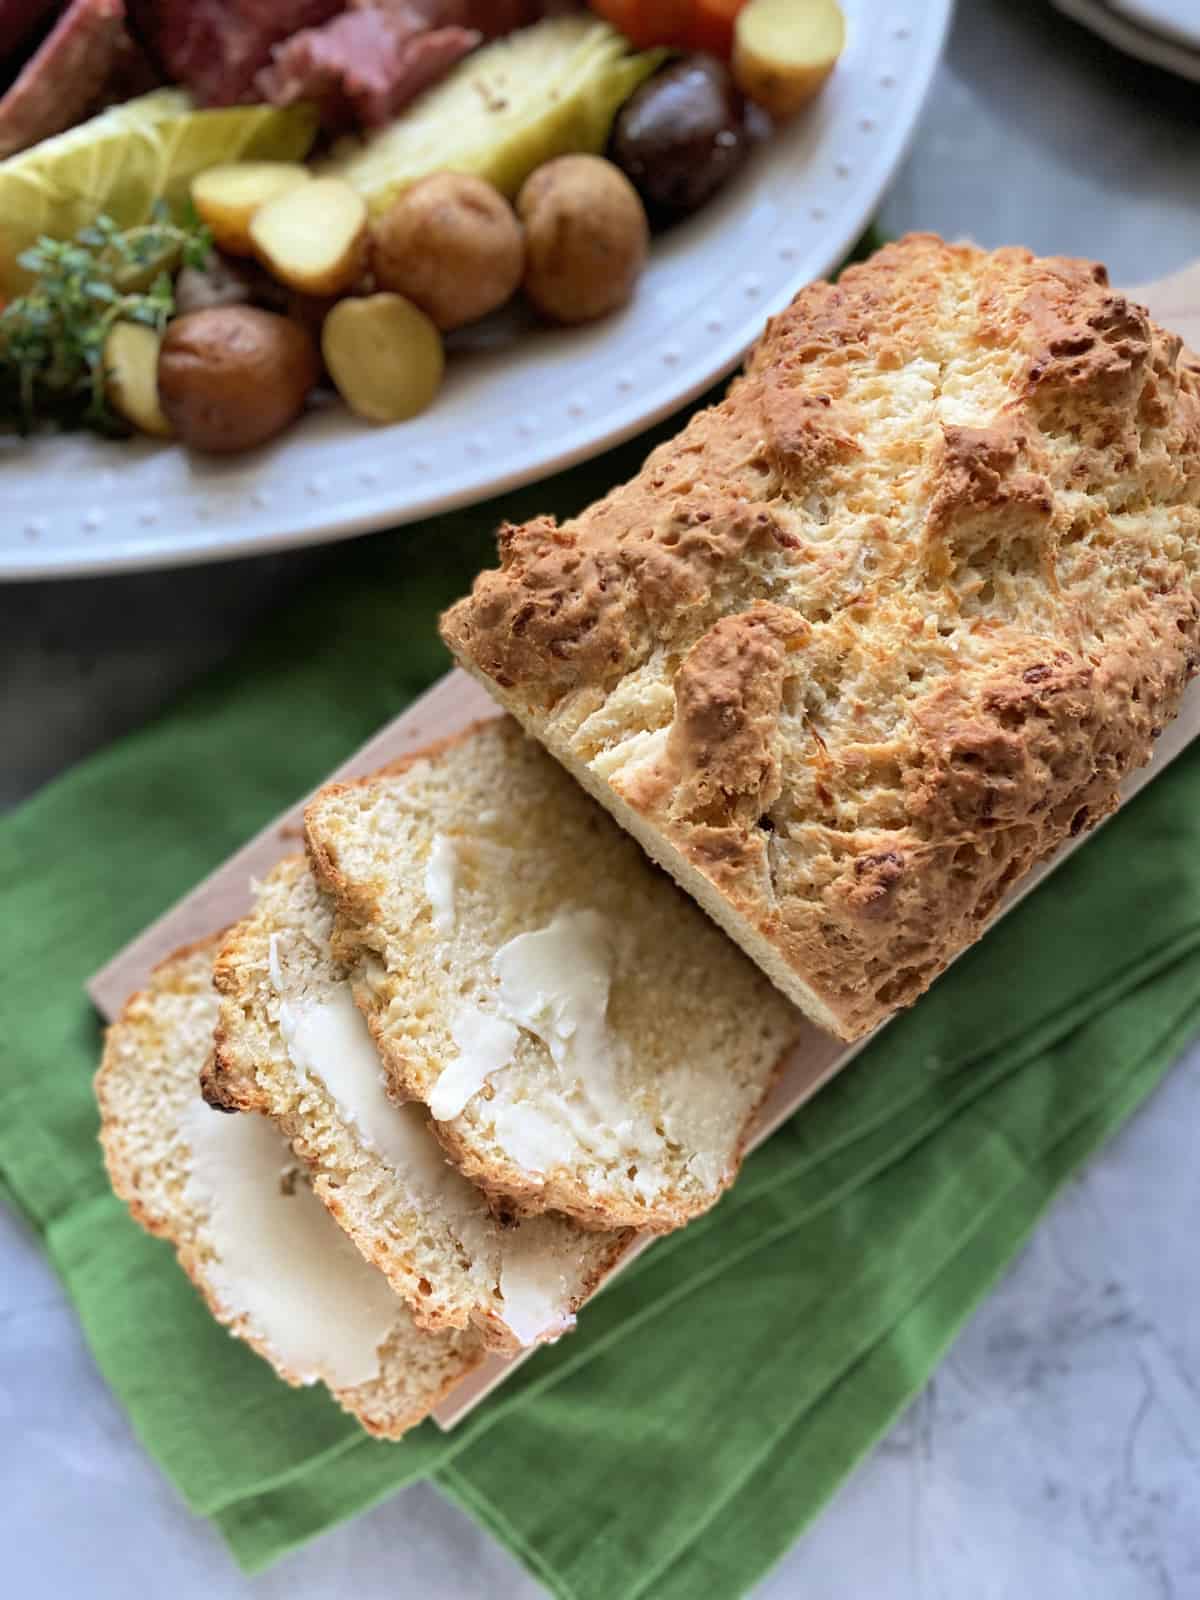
[157,307,320,455]
[517,155,649,325]
[371,173,524,332]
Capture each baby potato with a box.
[250,176,368,298]
[192,162,312,256]
[321,293,444,425]
[517,154,649,325]
[371,173,524,332]
[104,321,173,438]
[158,306,320,454]
[733,0,845,119]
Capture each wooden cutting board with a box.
[87,261,1200,1427]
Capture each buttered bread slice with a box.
[442,235,1200,1041]
[208,856,630,1352]
[96,938,481,1439]
[303,719,800,1233]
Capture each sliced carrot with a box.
[685,0,748,58]
[589,0,693,48]
[588,0,639,39]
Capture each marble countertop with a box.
[5,2,1200,1595]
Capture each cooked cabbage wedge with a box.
[0,93,318,295]
[325,16,663,213]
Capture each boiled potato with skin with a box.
[192,162,312,256]
[517,154,649,325]
[250,176,368,297]
[733,0,845,119]
[321,293,444,424]
[104,321,173,438]
[158,306,320,454]
[371,173,524,332]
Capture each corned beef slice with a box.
[0,0,126,158]
[254,2,559,129]
[361,2,548,35]
[257,7,479,129]
[98,22,162,105]
[128,0,343,104]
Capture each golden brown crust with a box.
[201,1045,266,1114]
[442,234,1200,1039]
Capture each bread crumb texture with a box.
[304,720,800,1232]
[96,938,481,1438]
[210,854,631,1350]
[443,234,1200,1039]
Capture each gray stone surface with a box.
[5,1,1200,1595]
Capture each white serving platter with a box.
[2,0,952,579]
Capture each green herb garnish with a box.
[0,205,211,436]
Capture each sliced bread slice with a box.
[304,718,801,1233]
[207,856,631,1352]
[96,937,481,1439]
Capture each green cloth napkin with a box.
[3,427,1200,1600]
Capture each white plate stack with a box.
[1052,0,1200,79]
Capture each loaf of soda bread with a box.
[442,234,1200,1040]
[96,938,481,1438]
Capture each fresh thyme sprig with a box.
[0,206,211,435]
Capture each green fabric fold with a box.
[2,415,1197,1599]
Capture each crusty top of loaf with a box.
[442,234,1200,1038]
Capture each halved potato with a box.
[250,177,368,297]
[103,320,173,438]
[192,162,311,256]
[733,0,845,119]
[321,293,444,424]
